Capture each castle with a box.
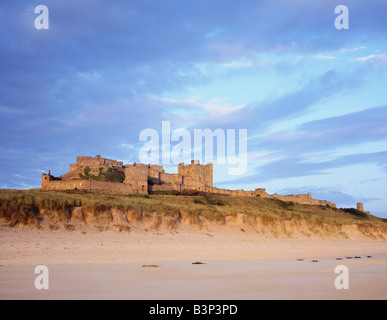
[42,155,214,196]
[41,154,364,210]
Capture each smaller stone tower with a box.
[41,172,52,191]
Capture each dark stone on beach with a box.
[354,256,361,259]
[336,258,342,260]
[367,256,372,258]
[296,259,304,261]
[346,256,353,259]
[311,260,319,263]
[192,261,206,264]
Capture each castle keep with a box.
[42,155,338,207]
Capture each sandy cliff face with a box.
[1,190,386,241]
[1,206,383,241]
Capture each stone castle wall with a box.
[42,173,145,195]
[41,155,338,208]
[43,179,90,192]
[63,155,124,180]
[66,155,123,175]
[75,155,123,169]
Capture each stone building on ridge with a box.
[41,155,344,209]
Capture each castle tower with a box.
[205,162,213,187]
[123,163,148,193]
[357,202,364,212]
[177,160,213,187]
[41,172,52,190]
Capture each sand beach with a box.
[1,226,386,300]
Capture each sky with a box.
[1,0,387,217]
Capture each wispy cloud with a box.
[314,55,338,60]
[149,95,244,117]
[354,53,387,63]
[339,46,367,53]
[231,69,362,131]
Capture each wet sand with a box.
[1,256,387,300]
[0,227,386,299]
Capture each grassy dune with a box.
[0,189,386,239]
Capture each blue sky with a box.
[1,1,387,217]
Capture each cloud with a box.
[217,105,387,185]
[149,95,244,118]
[354,53,387,63]
[1,0,387,205]
[314,55,338,60]
[218,150,387,188]
[261,105,387,155]
[339,46,367,53]
[228,69,362,131]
